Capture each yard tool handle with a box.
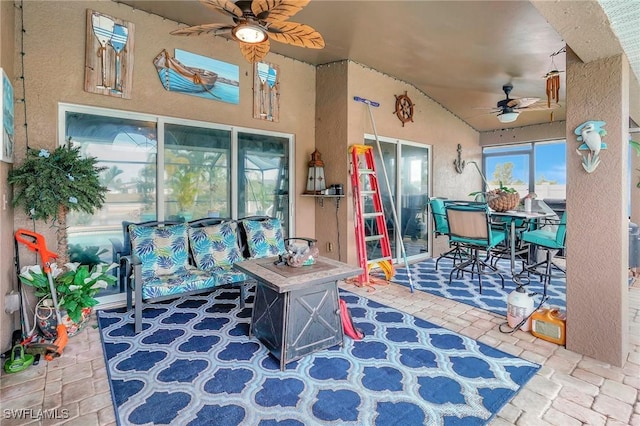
[15,229,58,273]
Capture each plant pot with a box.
[487,192,520,212]
[36,301,92,339]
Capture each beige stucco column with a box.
[565,48,629,366]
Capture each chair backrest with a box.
[555,211,567,246]
[446,203,490,242]
[188,217,231,229]
[429,198,449,235]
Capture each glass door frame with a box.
[364,134,432,263]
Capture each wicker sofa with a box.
[120,216,290,333]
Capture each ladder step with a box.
[358,169,375,175]
[368,256,393,265]
[360,190,376,196]
[365,234,384,242]
[363,212,384,219]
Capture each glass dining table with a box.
[490,209,556,283]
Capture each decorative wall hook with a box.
[574,120,607,173]
[454,144,465,174]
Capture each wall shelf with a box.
[301,194,344,208]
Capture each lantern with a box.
[304,149,326,194]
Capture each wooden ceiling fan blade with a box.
[171,23,234,36]
[267,21,325,49]
[200,0,243,18]
[509,97,540,109]
[518,101,561,111]
[239,39,270,63]
[253,0,310,22]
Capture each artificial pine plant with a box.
[8,141,108,266]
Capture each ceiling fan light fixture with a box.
[497,111,519,123]
[232,22,267,44]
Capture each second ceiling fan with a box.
[171,0,325,63]
[490,83,557,123]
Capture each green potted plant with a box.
[8,142,108,266]
[18,262,117,336]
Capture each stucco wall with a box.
[566,49,629,365]
[479,120,566,145]
[314,61,349,261]
[315,61,480,266]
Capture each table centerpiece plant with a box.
[467,161,520,211]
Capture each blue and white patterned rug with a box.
[98,287,540,426]
[393,258,566,316]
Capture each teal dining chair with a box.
[429,198,467,269]
[519,211,567,293]
[445,203,506,293]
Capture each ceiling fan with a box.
[489,83,556,123]
[170,0,325,63]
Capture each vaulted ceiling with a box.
[117,0,639,133]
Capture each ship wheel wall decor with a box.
[394,91,414,126]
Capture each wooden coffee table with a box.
[234,256,361,370]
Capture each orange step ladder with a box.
[349,144,394,286]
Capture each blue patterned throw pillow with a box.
[241,218,286,258]
[129,223,190,277]
[188,221,244,272]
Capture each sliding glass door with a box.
[61,104,293,305]
[237,132,290,232]
[363,136,431,264]
[399,143,430,259]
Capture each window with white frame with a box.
[482,140,566,201]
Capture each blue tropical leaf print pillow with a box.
[188,221,243,271]
[241,218,285,258]
[129,223,190,276]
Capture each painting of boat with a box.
[154,49,218,95]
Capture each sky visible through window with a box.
[485,142,566,186]
[535,143,567,185]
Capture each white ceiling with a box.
[117,0,639,133]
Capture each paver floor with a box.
[1,275,638,425]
